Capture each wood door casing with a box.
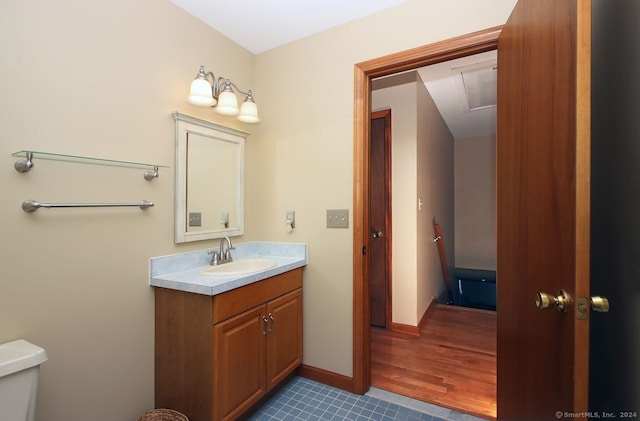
[496,0,591,417]
[353,26,502,395]
[354,12,590,415]
[370,109,391,328]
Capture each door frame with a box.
[352,26,503,394]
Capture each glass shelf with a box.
[12,150,168,171]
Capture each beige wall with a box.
[371,73,454,326]
[416,74,456,315]
[254,0,515,377]
[373,79,418,326]
[1,0,515,419]
[1,0,255,420]
[454,134,497,270]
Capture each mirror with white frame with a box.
[174,112,247,243]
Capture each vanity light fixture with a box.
[187,65,260,124]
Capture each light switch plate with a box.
[327,209,349,228]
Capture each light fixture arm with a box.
[225,80,252,98]
[195,65,253,100]
[196,69,223,99]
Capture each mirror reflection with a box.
[174,112,247,243]
[186,133,238,232]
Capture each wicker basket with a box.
[136,408,189,421]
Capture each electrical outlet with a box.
[189,212,202,227]
[327,209,349,228]
[286,210,295,228]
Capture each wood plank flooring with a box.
[371,304,497,420]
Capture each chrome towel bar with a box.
[22,199,154,212]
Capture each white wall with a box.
[454,134,497,270]
[1,0,516,419]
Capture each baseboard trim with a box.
[388,322,420,336]
[297,364,354,393]
[388,297,437,337]
[419,297,438,328]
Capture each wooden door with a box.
[370,109,391,328]
[497,0,591,418]
[213,305,267,421]
[266,289,303,389]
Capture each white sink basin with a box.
[198,258,277,277]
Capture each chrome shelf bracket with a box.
[14,151,34,173]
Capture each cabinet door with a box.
[266,289,302,389]
[213,305,267,421]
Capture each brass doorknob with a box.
[535,290,569,312]
[591,296,610,313]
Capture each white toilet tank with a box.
[0,339,48,421]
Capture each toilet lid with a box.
[0,339,47,378]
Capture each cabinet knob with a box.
[262,316,269,336]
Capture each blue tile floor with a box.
[248,377,488,421]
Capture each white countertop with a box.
[149,242,307,296]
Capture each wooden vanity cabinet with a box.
[155,268,303,421]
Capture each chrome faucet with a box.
[209,236,235,265]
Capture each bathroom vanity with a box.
[150,243,306,421]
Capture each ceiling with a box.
[417,50,497,139]
[171,0,496,139]
[169,0,411,54]
[372,50,497,139]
